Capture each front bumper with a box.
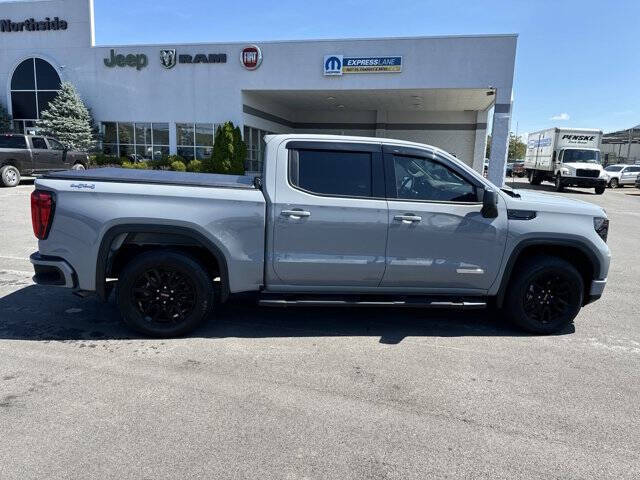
[30,252,76,288]
[585,278,607,305]
[560,176,606,188]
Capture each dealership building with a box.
[1,0,517,184]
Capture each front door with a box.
[30,136,59,171]
[381,147,508,292]
[270,142,388,288]
[45,138,68,168]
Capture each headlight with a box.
[560,168,570,175]
[594,217,609,242]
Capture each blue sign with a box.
[324,55,402,75]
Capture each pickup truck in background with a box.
[29,134,611,337]
[0,133,89,187]
[524,128,607,194]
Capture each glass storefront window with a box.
[176,123,216,160]
[101,122,170,161]
[244,126,272,173]
[195,124,214,146]
[177,123,195,147]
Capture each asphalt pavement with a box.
[0,177,639,479]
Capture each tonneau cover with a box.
[43,167,256,189]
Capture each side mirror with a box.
[481,188,499,218]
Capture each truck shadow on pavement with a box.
[502,178,598,195]
[0,285,574,343]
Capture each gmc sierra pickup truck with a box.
[0,133,89,187]
[29,134,611,337]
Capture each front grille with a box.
[576,169,599,178]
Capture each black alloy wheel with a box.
[503,255,583,334]
[116,250,214,337]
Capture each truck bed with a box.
[43,167,256,189]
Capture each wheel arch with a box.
[96,224,230,303]
[495,238,601,308]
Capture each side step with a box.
[258,296,486,310]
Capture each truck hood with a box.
[502,189,606,217]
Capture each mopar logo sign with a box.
[324,55,402,75]
[324,55,343,75]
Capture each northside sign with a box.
[324,55,402,75]
[0,17,68,32]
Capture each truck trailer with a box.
[524,128,606,194]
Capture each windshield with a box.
[562,149,600,164]
[605,165,623,172]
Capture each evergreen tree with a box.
[36,82,95,151]
[205,122,247,175]
[0,102,12,133]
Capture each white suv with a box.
[604,164,640,188]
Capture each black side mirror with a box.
[481,188,499,218]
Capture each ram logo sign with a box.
[324,55,402,76]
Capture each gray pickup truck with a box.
[29,134,611,337]
[0,133,89,187]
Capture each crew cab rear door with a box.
[269,141,388,288]
[381,145,507,292]
[30,136,60,171]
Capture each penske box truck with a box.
[524,128,606,194]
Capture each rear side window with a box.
[0,135,27,149]
[290,149,373,197]
[31,137,48,149]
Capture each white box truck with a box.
[524,128,606,194]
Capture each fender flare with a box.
[95,223,230,302]
[495,237,602,307]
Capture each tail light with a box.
[31,190,55,240]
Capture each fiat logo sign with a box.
[240,45,262,70]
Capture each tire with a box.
[502,255,583,334]
[72,163,86,171]
[595,186,605,195]
[555,176,564,191]
[528,171,542,185]
[0,165,21,187]
[116,250,214,337]
[609,178,618,189]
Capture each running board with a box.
[258,298,486,309]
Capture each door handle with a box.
[281,209,311,218]
[394,214,422,223]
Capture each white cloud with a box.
[550,113,570,121]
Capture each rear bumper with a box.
[30,252,76,288]
[585,278,607,305]
[560,176,606,188]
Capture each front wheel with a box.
[609,178,618,188]
[503,255,583,334]
[0,165,21,187]
[595,185,605,195]
[116,250,214,337]
[555,176,564,191]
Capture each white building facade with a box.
[1,0,517,184]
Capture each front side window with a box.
[392,155,477,202]
[562,149,600,164]
[290,149,373,197]
[47,138,64,150]
[31,137,48,149]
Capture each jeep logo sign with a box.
[241,45,262,70]
[103,49,148,70]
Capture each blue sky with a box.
[92,0,639,138]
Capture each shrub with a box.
[187,159,203,173]
[92,153,121,166]
[122,161,149,170]
[150,155,174,170]
[203,122,247,174]
[170,160,187,172]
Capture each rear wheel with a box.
[72,162,86,171]
[528,170,542,185]
[0,165,20,187]
[503,255,583,334]
[116,250,214,337]
[595,185,605,195]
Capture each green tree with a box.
[36,82,95,151]
[205,122,247,175]
[0,102,12,133]
[508,133,526,160]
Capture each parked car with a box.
[603,164,640,188]
[29,134,610,337]
[636,175,640,189]
[512,159,525,177]
[0,134,88,187]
